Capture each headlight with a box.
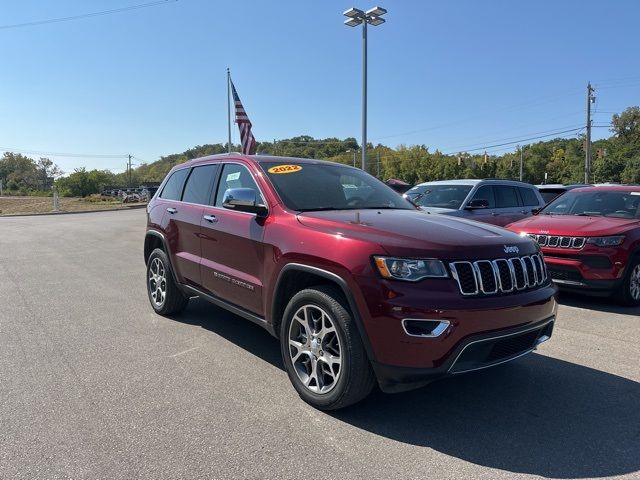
[374,256,448,281]
[586,235,625,247]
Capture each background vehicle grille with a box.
[450,254,547,296]
[526,234,585,249]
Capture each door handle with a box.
[203,214,218,223]
[491,212,500,216]
[166,207,177,214]
[521,210,528,214]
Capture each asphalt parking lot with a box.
[1,209,638,479]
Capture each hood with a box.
[297,209,536,260]
[507,214,640,237]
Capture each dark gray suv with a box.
[405,179,545,227]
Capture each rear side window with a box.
[494,186,521,208]
[159,168,189,201]
[215,163,264,206]
[519,187,540,206]
[471,185,495,208]
[182,164,219,205]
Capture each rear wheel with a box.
[617,257,640,307]
[146,248,189,315]
[280,286,375,410]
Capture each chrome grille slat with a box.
[528,234,585,250]
[450,254,547,296]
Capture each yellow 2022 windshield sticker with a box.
[268,164,302,174]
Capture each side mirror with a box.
[465,199,490,209]
[532,207,541,215]
[222,188,268,217]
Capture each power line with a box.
[441,127,584,156]
[0,0,178,30]
[0,146,128,158]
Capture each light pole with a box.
[346,149,357,167]
[343,6,387,174]
[518,144,528,181]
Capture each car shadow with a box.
[174,298,639,479]
[556,290,640,316]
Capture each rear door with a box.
[156,167,205,285]
[466,185,497,224]
[199,162,266,315]
[518,186,543,218]
[493,185,524,226]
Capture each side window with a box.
[214,163,264,207]
[182,164,219,205]
[471,185,495,208]
[519,187,540,206]
[159,168,189,201]
[494,186,521,208]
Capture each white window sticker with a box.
[631,192,640,196]
[226,172,241,182]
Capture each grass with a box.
[0,196,145,216]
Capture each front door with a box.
[199,162,266,315]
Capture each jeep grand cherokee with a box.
[144,155,557,410]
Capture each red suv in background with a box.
[507,186,640,305]
[144,154,557,409]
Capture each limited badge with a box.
[268,165,302,174]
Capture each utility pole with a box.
[376,150,380,178]
[519,145,524,181]
[128,154,133,187]
[585,82,595,183]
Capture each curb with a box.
[0,204,147,218]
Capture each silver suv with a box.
[405,179,545,227]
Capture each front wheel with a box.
[617,257,640,307]
[280,286,375,410]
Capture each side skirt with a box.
[180,284,277,337]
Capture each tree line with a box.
[1,107,639,197]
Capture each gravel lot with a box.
[1,209,638,479]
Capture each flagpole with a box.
[227,68,232,153]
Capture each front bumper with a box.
[351,274,557,391]
[373,316,554,393]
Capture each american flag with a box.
[230,80,256,155]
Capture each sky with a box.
[1,0,639,174]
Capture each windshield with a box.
[259,161,414,212]
[405,184,473,209]
[541,190,640,218]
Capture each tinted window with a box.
[407,184,473,209]
[182,164,218,205]
[215,163,263,206]
[259,162,413,211]
[519,187,540,206]
[494,186,520,208]
[471,185,495,208]
[159,168,189,201]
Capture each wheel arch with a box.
[271,263,376,362]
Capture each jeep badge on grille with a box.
[504,245,519,254]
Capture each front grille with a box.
[527,233,586,250]
[450,254,548,296]
[548,267,584,283]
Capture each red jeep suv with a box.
[507,185,640,306]
[144,154,557,409]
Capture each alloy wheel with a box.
[148,257,167,307]
[630,264,640,301]
[288,304,342,394]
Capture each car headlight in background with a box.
[374,256,448,281]
[586,235,625,247]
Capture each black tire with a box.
[616,256,640,307]
[280,285,375,410]
[146,248,189,315]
